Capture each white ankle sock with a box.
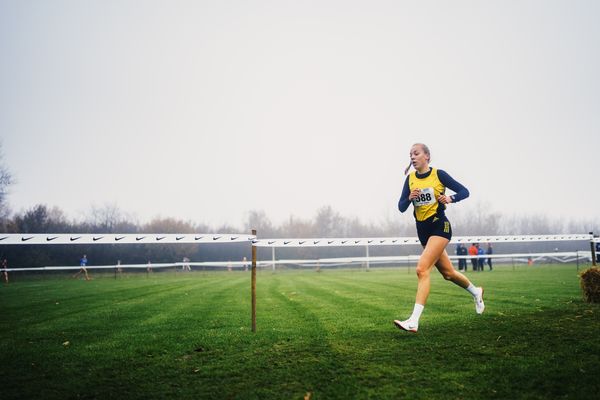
[466,283,479,297]
[409,303,425,322]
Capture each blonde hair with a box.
[404,143,431,175]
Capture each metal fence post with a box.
[251,229,257,333]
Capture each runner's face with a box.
[410,145,429,171]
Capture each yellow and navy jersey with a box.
[398,167,469,222]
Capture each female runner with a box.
[394,143,484,333]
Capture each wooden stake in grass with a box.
[251,229,257,332]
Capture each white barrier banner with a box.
[0,233,255,245]
[253,234,593,248]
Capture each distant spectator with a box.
[477,245,485,271]
[486,243,493,271]
[456,244,467,271]
[242,256,248,272]
[73,254,91,281]
[596,241,600,263]
[2,257,8,283]
[147,260,153,273]
[469,243,478,271]
[182,257,191,272]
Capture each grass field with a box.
[1,264,599,399]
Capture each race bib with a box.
[412,187,436,207]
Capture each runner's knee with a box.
[416,264,430,279]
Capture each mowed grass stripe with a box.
[1,273,254,400]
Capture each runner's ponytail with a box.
[404,160,412,175]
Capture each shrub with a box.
[580,267,600,303]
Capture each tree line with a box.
[0,146,597,268]
[0,203,597,268]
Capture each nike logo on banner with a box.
[156,236,165,241]
[368,240,373,244]
[176,236,185,241]
[213,236,221,241]
[341,240,348,244]
[328,241,334,244]
[380,240,385,243]
[284,241,291,245]
[313,240,320,244]
[93,236,104,241]
[46,236,58,241]
[230,237,238,241]
[195,236,203,240]
[0,236,8,241]
[136,236,146,241]
[22,236,34,242]
[70,236,81,241]
[115,236,125,241]
[268,241,276,245]
[355,240,361,244]
[299,241,306,245]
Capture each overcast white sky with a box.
[1,1,599,229]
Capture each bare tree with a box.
[314,205,345,237]
[0,142,14,228]
[244,210,277,237]
[86,203,136,233]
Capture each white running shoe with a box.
[394,319,418,333]
[475,287,485,314]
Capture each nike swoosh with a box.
[284,241,291,245]
[93,236,104,241]
[70,236,81,241]
[212,236,221,241]
[136,236,146,241]
[433,217,439,222]
[328,241,334,244]
[313,240,320,244]
[22,236,34,242]
[194,236,203,240]
[299,241,306,245]
[268,241,276,245]
[341,240,348,244]
[392,240,398,243]
[156,236,165,241]
[355,240,360,244]
[380,240,385,243]
[368,240,373,244]
[176,236,185,241]
[46,236,58,241]
[115,236,125,241]
[230,236,238,240]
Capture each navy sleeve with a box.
[398,176,411,213]
[438,169,469,203]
